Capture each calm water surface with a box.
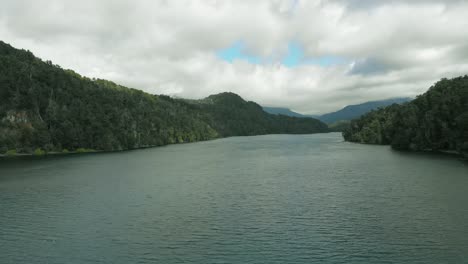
[1,133,467,264]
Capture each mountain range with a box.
[263,97,412,124]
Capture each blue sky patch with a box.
[217,41,345,67]
[217,41,261,64]
[282,42,302,67]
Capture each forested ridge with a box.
[0,41,328,155]
[343,76,468,158]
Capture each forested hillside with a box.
[0,41,328,155]
[343,76,468,158]
[196,93,328,137]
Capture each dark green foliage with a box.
[33,148,46,156]
[328,120,350,132]
[343,76,468,156]
[0,41,328,154]
[191,93,328,137]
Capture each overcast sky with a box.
[1,0,467,114]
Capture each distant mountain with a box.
[317,98,412,124]
[262,107,313,118]
[263,98,412,125]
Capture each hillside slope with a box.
[0,41,328,154]
[262,107,313,118]
[343,76,468,157]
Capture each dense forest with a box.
[0,41,328,155]
[343,76,468,158]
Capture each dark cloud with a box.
[349,58,391,76]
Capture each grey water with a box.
[1,133,467,264]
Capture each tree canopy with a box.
[343,76,468,158]
[0,41,328,155]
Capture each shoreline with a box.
[344,139,467,161]
[0,132,336,159]
[2,133,465,162]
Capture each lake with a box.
[1,133,467,264]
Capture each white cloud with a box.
[1,0,467,114]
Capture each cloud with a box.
[1,0,467,114]
[349,58,391,76]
